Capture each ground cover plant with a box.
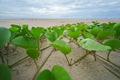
[0,21,120,80]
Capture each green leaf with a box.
[90,27,102,37]
[0,27,11,47]
[12,36,37,49]
[78,38,111,51]
[82,32,94,39]
[52,65,72,80]
[21,24,30,36]
[10,24,21,32]
[9,24,21,41]
[45,31,58,42]
[35,69,53,80]
[51,40,71,54]
[104,39,120,50]
[26,48,40,59]
[31,27,44,39]
[113,23,120,38]
[66,27,81,39]
[52,27,64,37]
[113,23,120,29]
[0,63,12,80]
[101,22,115,29]
[76,22,88,31]
[97,29,116,40]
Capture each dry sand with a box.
[1,18,120,28]
[0,18,120,80]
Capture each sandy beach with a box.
[0,18,120,80]
[1,18,120,28]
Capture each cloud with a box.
[0,0,120,18]
[30,5,72,14]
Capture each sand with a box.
[0,18,120,80]
[1,18,120,28]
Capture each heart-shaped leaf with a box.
[31,27,44,39]
[12,36,37,49]
[51,40,71,54]
[45,31,58,42]
[52,27,64,37]
[97,29,116,40]
[10,24,21,32]
[78,38,111,51]
[35,69,53,80]
[82,32,94,39]
[0,27,11,47]
[113,23,120,38]
[76,22,88,31]
[21,24,30,35]
[66,27,81,39]
[0,63,12,80]
[104,39,120,50]
[26,48,40,59]
[90,27,102,37]
[52,65,72,80]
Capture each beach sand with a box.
[1,18,120,28]
[0,18,120,80]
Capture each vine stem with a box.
[8,56,29,68]
[40,46,50,51]
[12,46,17,53]
[70,53,89,66]
[37,39,40,51]
[32,48,55,80]
[93,51,96,61]
[4,43,10,55]
[107,51,112,61]
[33,59,38,69]
[0,51,4,63]
[64,55,71,66]
[9,46,51,68]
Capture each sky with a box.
[0,0,120,18]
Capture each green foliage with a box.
[104,39,120,51]
[65,27,81,39]
[97,29,116,40]
[31,27,44,39]
[90,27,102,37]
[52,26,64,37]
[12,36,38,49]
[100,22,115,29]
[10,24,21,32]
[36,65,72,80]
[0,63,12,80]
[9,24,21,41]
[35,70,53,80]
[9,24,31,41]
[0,27,11,47]
[45,30,58,42]
[76,22,88,31]
[26,48,40,59]
[51,40,71,54]
[21,24,30,36]
[82,32,94,39]
[52,65,72,80]
[90,21,100,28]
[1,22,120,80]
[78,38,111,51]
[113,23,120,39]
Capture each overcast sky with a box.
[0,0,120,18]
